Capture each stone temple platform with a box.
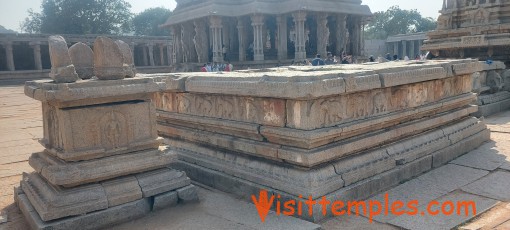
[152,59,504,222]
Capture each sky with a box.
[0,0,442,32]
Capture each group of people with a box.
[368,52,429,63]
[201,62,234,72]
[292,52,355,67]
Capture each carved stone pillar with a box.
[409,40,415,59]
[194,19,208,63]
[293,11,307,60]
[251,14,265,61]
[209,16,223,63]
[402,40,407,58]
[5,42,15,71]
[129,43,136,65]
[316,14,329,58]
[171,26,183,64]
[181,22,197,63]
[276,15,288,60]
[159,44,165,66]
[31,42,43,70]
[393,42,399,58]
[335,14,347,56]
[237,19,246,62]
[166,42,173,66]
[148,43,155,66]
[349,16,362,57]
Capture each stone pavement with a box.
[0,84,509,230]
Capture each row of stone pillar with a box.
[0,42,172,71]
[390,40,424,60]
[170,12,364,64]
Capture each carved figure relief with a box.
[177,94,191,113]
[317,98,344,124]
[100,111,128,150]
[244,98,259,121]
[443,79,454,97]
[216,97,234,119]
[437,15,452,30]
[347,95,368,119]
[263,101,281,124]
[465,0,477,6]
[487,71,503,93]
[373,92,388,114]
[413,85,428,107]
[196,95,213,116]
[472,8,489,25]
[390,87,409,110]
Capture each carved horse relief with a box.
[196,95,213,116]
[177,94,192,113]
[216,97,235,119]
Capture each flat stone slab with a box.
[451,141,508,171]
[387,191,498,230]
[462,171,510,201]
[367,164,489,223]
[111,186,321,230]
[17,193,151,230]
[321,215,398,230]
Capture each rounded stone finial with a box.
[93,36,129,80]
[115,40,136,78]
[48,35,80,83]
[69,42,94,80]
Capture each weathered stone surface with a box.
[101,176,142,207]
[153,92,286,126]
[157,110,264,141]
[152,191,178,211]
[17,193,151,230]
[40,101,159,162]
[115,40,136,78]
[159,124,280,160]
[20,172,108,221]
[136,168,191,198]
[367,164,489,223]
[451,141,508,171]
[168,138,343,199]
[177,185,199,203]
[432,129,491,168]
[93,36,129,80]
[48,35,79,83]
[30,149,176,187]
[24,77,178,106]
[387,191,498,230]
[332,149,395,186]
[462,171,510,201]
[68,42,94,79]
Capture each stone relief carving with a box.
[216,97,235,119]
[177,94,192,114]
[244,98,259,121]
[196,95,213,116]
[317,98,344,124]
[100,111,128,150]
[373,92,388,114]
[472,8,489,25]
[487,71,503,93]
[347,95,368,119]
[437,15,452,30]
[390,87,409,111]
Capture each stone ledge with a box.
[17,193,151,230]
[24,75,185,105]
[167,116,489,201]
[29,149,177,187]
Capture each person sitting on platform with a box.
[325,52,335,65]
[312,54,326,66]
[200,64,208,72]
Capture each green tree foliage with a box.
[364,6,437,39]
[132,7,172,36]
[21,0,132,35]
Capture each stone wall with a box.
[151,59,500,222]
